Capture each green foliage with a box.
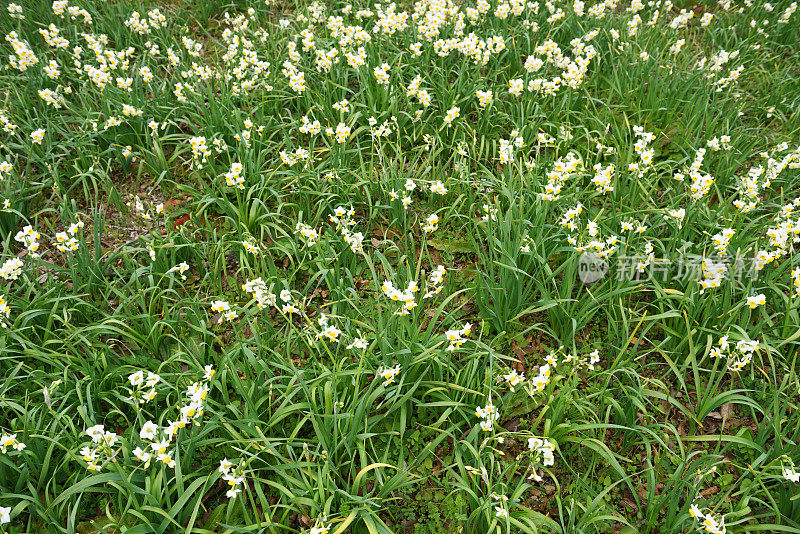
[1,0,800,532]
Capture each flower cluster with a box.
[699,257,727,291]
[243,277,277,309]
[389,178,418,210]
[444,323,472,351]
[498,130,524,164]
[278,287,301,315]
[14,225,40,257]
[526,437,556,481]
[167,262,190,281]
[219,458,247,498]
[0,258,23,281]
[422,213,440,233]
[561,205,619,260]
[132,366,215,470]
[81,424,120,471]
[628,125,655,177]
[674,146,715,202]
[540,152,583,201]
[210,300,238,324]
[475,400,499,431]
[296,221,320,246]
[0,433,26,454]
[709,335,759,372]
[54,220,84,252]
[689,503,727,534]
[376,364,401,386]
[381,278,419,315]
[423,265,446,298]
[128,370,161,405]
[315,314,342,343]
[224,162,245,189]
[132,420,175,469]
[746,293,766,310]
[782,456,799,483]
[329,206,364,253]
[502,369,525,391]
[0,295,11,328]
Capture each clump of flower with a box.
[14,225,40,257]
[528,363,552,392]
[444,323,472,351]
[7,3,23,19]
[746,293,766,310]
[55,220,84,252]
[628,125,655,177]
[502,369,525,391]
[476,89,493,108]
[80,424,119,471]
[709,335,759,372]
[699,258,727,291]
[422,213,440,233]
[189,136,211,167]
[243,277,277,309]
[498,130,524,164]
[0,294,10,328]
[296,221,319,246]
[424,265,446,298]
[540,152,583,201]
[325,122,351,144]
[128,370,161,406]
[476,400,499,431]
[346,333,368,351]
[219,458,247,498]
[674,146,715,202]
[316,314,342,343]
[224,162,245,189]
[443,106,460,126]
[381,278,419,315]
[781,456,799,483]
[168,365,215,437]
[689,503,727,534]
[6,32,39,72]
[210,300,238,323]
[429,180,448,195]
[167,262,190,281]
[481,204,499,222]
[243,241,259,255]
[0,433,26,454]
[666,208,686,228]
[373,62,390,85]
[0,258,23,281]
[376,364,401,386]
[389,178,418,210]
[561,206,618,260]
[279,288,301,315]
[279,147,311,166]
[329,206,364,253]
[133,420,175,469]
[711,228,735,255]
[525,437,556,481]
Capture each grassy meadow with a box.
[0,0,799,532]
